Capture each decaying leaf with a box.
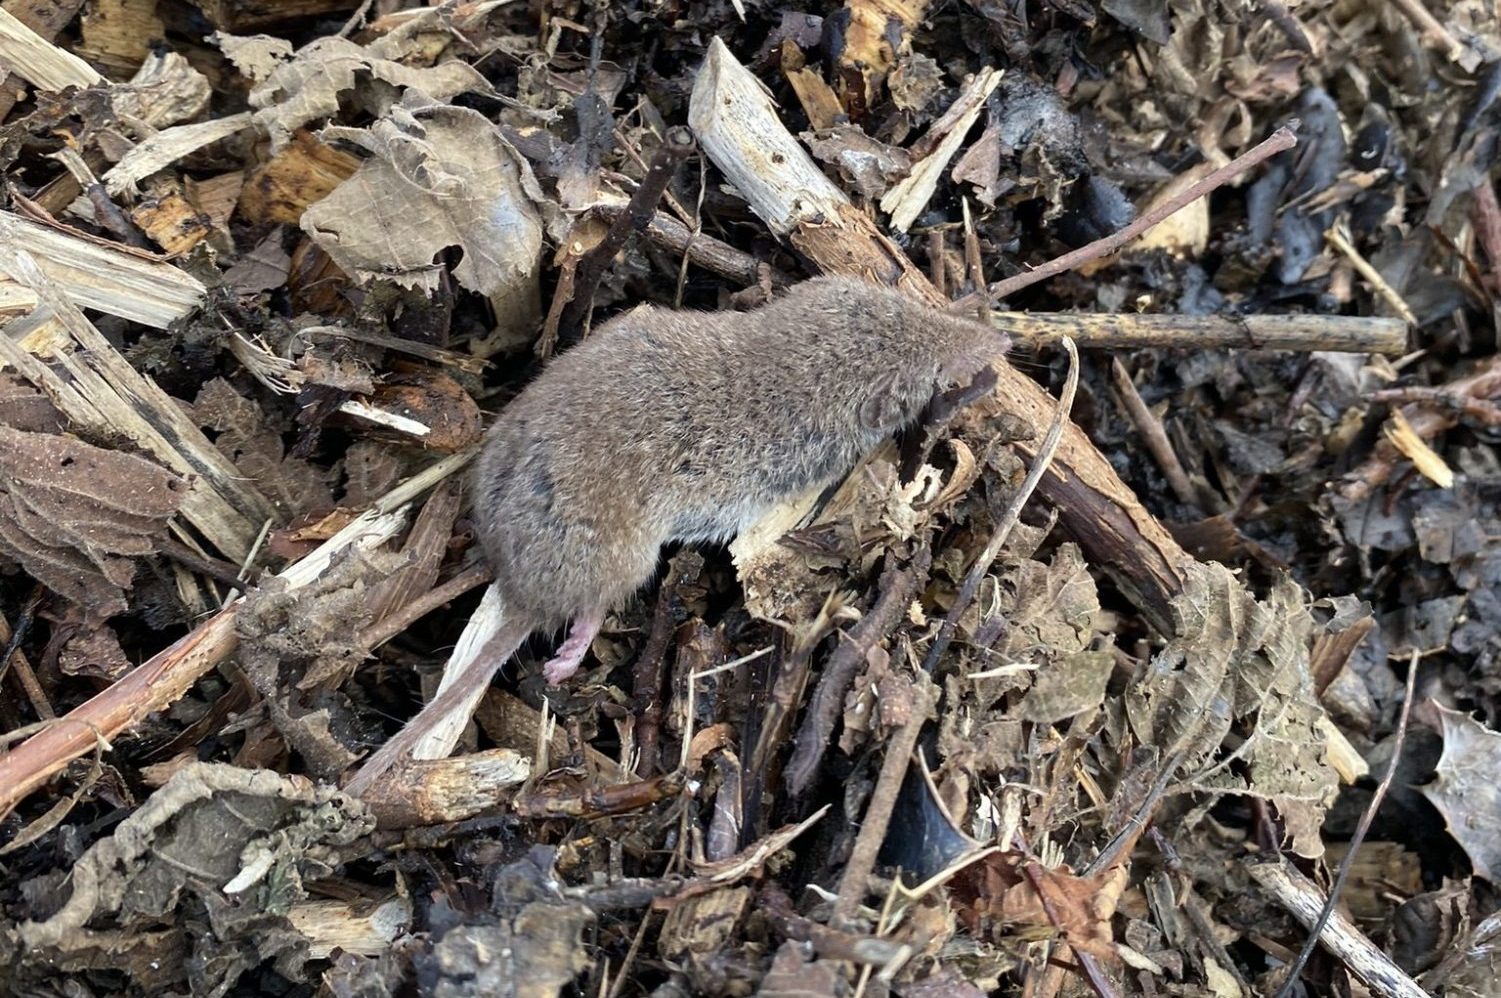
[304,94,544,302]
[221,31,492,151]
[805,125,912,199]
[414,847,594,997]
[758,941,847,997]
[57,625,132,681]
[0,425,186,621]
[956,850,1129,966]
[1419,703,1501,882]
[235,546,407,777]
[13,763,373,997]
[190,378,334,518]
[1128,562,1338,858]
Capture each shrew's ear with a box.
[938,335,1008,386]
[859,368,924,431]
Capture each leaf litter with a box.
[0,1,1500,996]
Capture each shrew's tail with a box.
[345,604,530,797]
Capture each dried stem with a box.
[921,336,1080,675]
[951,124,1299,309]
[553,127,697,345]
[786,544,933,798]
[1272,653,1422,998]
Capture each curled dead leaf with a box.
[0,426,186,621]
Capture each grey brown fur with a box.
[472,276,1006,662]
[348,277,1006,791]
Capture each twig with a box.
[961,197,988,325]
[1339,354,1501,502]
[0,586,52,721]
[1389,0,1470,66]
[1325,225,1419,326]
[1249,861,1429,998]
[590,204,793,292]
[1272,653,1422,998]
[1000,310,1407,355]
[631,555,698,778]
[1110,357,1198,508]
[1472,180,1501,294]
[1369,386,1501,425]
[358,561,495,652]
[831,675,935,928]
[786,544,933,799]
[337,0,377,36]
[952,125,1298,309]
[1150,829,1255,994]
[0,0,88,122]
[763,885,914,969]
[158,536,251,594]
[921,336,1080,674]
[927,229,947,296]
[551,126,696,346]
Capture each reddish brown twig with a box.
[549,127,697,347]
[358,561,495,652]
[785,544,932,799]
[1473,180,1501,295]
[631,554,701,777]
[950,124,1299,310]
[1369,386,1501,425]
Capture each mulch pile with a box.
[1,1,1499,995]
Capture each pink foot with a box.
[543,611,604,685]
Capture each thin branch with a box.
[921,336,1080,674]
[951,125,1299,309]
[549,126,697,348]
[1272,653,1422,998]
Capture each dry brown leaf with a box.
[951,122,1009,208]
[190,379,335,519]
[0,426,186,621]
[1419,703,1501,881]
[958,851,1127,965]
[0,371,63,432]
[993,543,1102,659]
[220,31,492,151]
[1018,649,1114,725]
[222,231,293,294]
[303,94,543,301]
[1128,562,1336,858]
[58,626,132,681]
